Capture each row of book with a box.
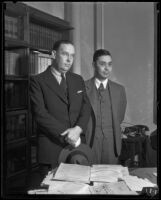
[5,82,28,109]
[6,114,26,142]
[5,14,63,49]
[5,50,28,76]
[5,50,51,76]
[5,15,20,39]
[29,51,52,75]
[30,23,62,50]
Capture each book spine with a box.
[30,23,33,45]
[5,16,9,37]
[35,52,38,75]
[5,50,9,75]
[30,52,33,75]
[12,17,18,39]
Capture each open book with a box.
[53,163,91,184]
[48,181,91,194]
[90,165,129,183]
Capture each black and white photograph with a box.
[1,1,159,198]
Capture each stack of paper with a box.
[130,168,157,184]
[90,165,129,183]
[89,181,138,195]
[41,170,54,186]
[123,175,157,191]
[48,181,91,194]
[53,163,91,184]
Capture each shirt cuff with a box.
[74,137,81,148]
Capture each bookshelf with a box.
[4,2,73,194]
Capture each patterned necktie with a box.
[60,73,67,95]
[98,83,104,99]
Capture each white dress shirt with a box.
[51,67,65,84]
[95,78,108,89]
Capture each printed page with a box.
[53,163,91,184]
[90,181,138,195]
[123,175,157,191]
[90,165,129,183]
[48,180,91,194]
[130,167,157,184]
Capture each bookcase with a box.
[4,2,72,194]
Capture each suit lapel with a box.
[108,80,118,118]
[43,66,68,104]
[108,80,119,157]
[66,72,78,112]
[86,77,97,117]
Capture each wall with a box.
[79,3,95,80]
[23,2,64,19]
[64,2,95,80]
[103,2,155,130]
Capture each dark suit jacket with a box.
[85,77,127,157]
[30,66,91,167]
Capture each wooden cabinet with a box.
[4,2,72,194]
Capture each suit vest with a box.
[95,85,113,135]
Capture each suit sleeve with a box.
[75,77,92,133]
[119,86,127,123]
[29,76,67,144]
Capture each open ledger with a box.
[53,163,129,184]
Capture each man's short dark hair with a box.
[53,40,74,51]
[93,49,111,62]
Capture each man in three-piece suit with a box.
[29,40,91,178]
[85,49,127,164]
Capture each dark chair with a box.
[150,130,157,151]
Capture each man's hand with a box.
[61,126,82,146]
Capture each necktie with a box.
[98,83,104,91]
[60,73,67,95]
[98,83,104,99]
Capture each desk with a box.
[28,167,157,195]
[119,135,147,167]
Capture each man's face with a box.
[94,55,112,80]
[53,43,75,73]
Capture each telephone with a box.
[124,125,149,137]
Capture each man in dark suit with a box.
[30,40,91,179]
[85,49,127,164]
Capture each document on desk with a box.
[41,170,54,186]
[90,181,138,195]
[48,180,91,194]
[123,175,157,191]
[90,165,129,183]
[53,163,91,184]
[130,167,157,184]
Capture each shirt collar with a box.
[51,67,66,84]
[95,77,108,89]
[51,66,61,77]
